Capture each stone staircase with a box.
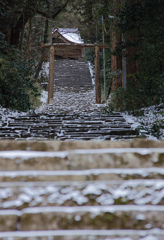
[54,59,93,91]
[0,59,139,141]
[0,112,138,140]
[0,140,164,239]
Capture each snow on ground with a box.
[1,177,164,209]
[36,60,101,113]
[0,106,26,126]
[39,62,49,78]
[36,87,164,139]
[0,58,164,140]
[1,93,164,141]
[37,87,104,114]
[88,61,95,85]
[123,104,164,140]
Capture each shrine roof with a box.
[52,28,84,44]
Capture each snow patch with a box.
[135,213,146,221]
[0,188,12,199]
[139,236,158,240]
[1,168,164,178]
[0,150,68,159]
[123,104,164,140]
[0,229,163,238]
[58,28,83,44]
[96,193,114,205]
[82,184,102,195]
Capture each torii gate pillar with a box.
[43,43,105,105]
[48,45,55,104]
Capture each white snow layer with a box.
[0,229,164,238]
[0,205,164,215]
[123,104,164,140]
[0,147,164,159]
[58,28,84,44]
[1,179,164,208]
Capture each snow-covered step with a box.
[0,139,164,151]
[0,140,135,151]
[0,112,138,140]
[1,205,164,231]
[60,124,131,130]
[0,229,164,240]
[54,59,93,92]
[1,168,164,182]
[0,148,164,171]
[7,119,128,127]
[0,179,164,210]
[0,140,164,238]
[58,135,139,141]
[60,129,137,137]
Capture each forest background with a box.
[0,0,163,112]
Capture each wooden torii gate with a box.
[41,43,108,104]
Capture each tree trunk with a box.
[25,18,32,59]
[95,46,101,104]
[10,0,38,47]
[34,19,49,79]
[44,19,49,43]
[6,0,71,48]
[19,25,25,50]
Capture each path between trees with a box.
[0,59,138,141]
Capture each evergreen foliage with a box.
[0,0,70,111]
[1,0,163,112]
[111,0,164,111]
[0,35,40,111]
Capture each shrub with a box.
[0,36,40,111]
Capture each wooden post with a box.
[48,45,55,104]
[94,46,101,104]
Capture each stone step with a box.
[0,179,164,210]
[4,113,126,119]
[0,133,19,139]
[57,136,129,141]
[1,168,164,182]
[0,128,138,139]
[54,59,93,88]
[0,139,164,151]
[6,123,130,130]
[55,81,92,86]
[7,117,127,124]
[0,126,29,131]
[0,229,164,240]
[0,112,138,140]
[1,205,164,231]
[57,135,139,141]
[0,140,164,239]
[61,129,137,136]
[58,128,101,132]
[0,148,164,171]
[0,131,132,140]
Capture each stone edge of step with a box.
[1,205,164,216]
[0,178,163,187]
[0,147,164,159]
[1,168,164,178]
[0,229,164,238]
[0,139,164,151]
